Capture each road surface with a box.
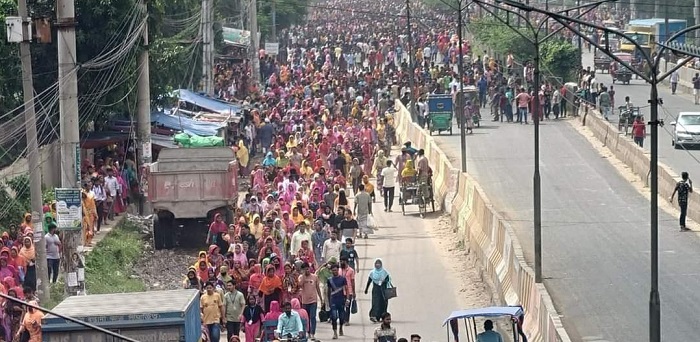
[228,186,492,342]
[431,115,700,341]
[581,50,700,176]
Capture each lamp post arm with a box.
[498,0,654,66]
[546,15,651,83]
[473,0,536,43]
[655,55,695,83]
[540,3,602,42]
[654,23,700,81]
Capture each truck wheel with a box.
[153,216,165,250]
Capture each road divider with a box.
[576,105,698,224]
[392,101,572,342]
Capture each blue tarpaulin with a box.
[176,89,242,115]
[150,111,225,137]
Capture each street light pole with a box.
[474,0,607,284]
[458,1,467,173]
[491,3,700,340]
[406,0,417,122]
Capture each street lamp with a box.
[493,1,700,340]
[472,0,608,283]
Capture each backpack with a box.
[678,181,691,199]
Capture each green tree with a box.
[468,18,580,82]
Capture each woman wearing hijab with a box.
[282,262,300,302]
[247,264,263,299]
[291,298,310,332]
[207,245,225,272]
[401,159,417,180]
[258,265,283,312]
[207,213,228,252]
[364,258,391,323]
[229,244,248,267]
[241,294,264,342]
[19,237,36,290]
[183,267,201,290]
[16,300,43,342]
[236,140,250,177]
[262,152,277,168]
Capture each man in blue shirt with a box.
[477,75,488,108]
[276,301,304,339]
[476,320,503,342]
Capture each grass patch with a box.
[43,219,146,309]
[85,220,146,294]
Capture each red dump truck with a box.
[144,147,239,249]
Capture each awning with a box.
[151,111,226,137]
[176,89,242,116]
[80,131,130,149]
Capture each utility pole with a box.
[137,0,152,211]
[271,0,277,43]
[249,0,261,86]
[457,1,467,173]
[201,0,214,96]
[57,0,81,297]
[18,0,50,304]
[406,0,417,122]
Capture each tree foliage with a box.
[469,18,581,82]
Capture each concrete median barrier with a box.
[576,104,700,226]
[392,101,572,342]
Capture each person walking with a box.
[200,282,225,342]
[223,280,246,339]
[670,171,693,231]
[373,312,397,342]
[693,73,700,104]
[632,116,646,147]
[45,224,61,284]
[364,258,391,323]
[380,161,398,212]
[597,86,611,121]
[298,262,323,340]
[354,184,373,238]
[327,264,348,339]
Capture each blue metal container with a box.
[427,94,453,114]
[42,289,201,342]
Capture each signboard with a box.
[55,188,82,230]
[265,42,279,55]
[222,26,251,47]
[142,140,152,160]
[44,327,182,342]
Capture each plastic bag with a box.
[367,215,376,229]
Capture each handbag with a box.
[318,308,330,322]
[350,298,358,314]
[383,279,397,300]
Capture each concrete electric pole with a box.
[56,0,82,296]
[405,0,417,122]
[271,0,277,43]
[137,0,152,210]
[249,0,261,86]
[201,0,214,96]
[18,0,50,304]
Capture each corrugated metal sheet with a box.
[46,289,198,319]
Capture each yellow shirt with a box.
[200,292,223,324]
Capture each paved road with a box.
[229,187,488,342]
[431,117,700,341]
[580,51,700,176]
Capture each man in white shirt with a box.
[92,179,107,231]
[45,224,61,283]
[290,222,313,258]
[322,231,342,263]
[104,168,120,221]
[380,160,398,212]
